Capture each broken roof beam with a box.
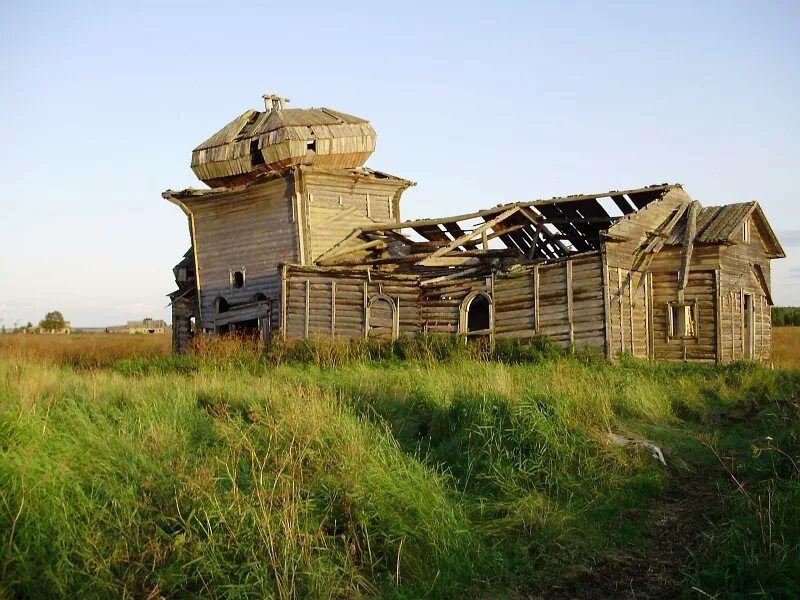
[627,189,665,209]
[442,222,480,249]
[418,207,519,266]
[413,224,452,243]
[570,199,616,242]
[533,203,594,252]
[678,201,699,295]
[611,194,636,215]
[518,207,572,255]
[316,239,388,265]
[550,201,604,249]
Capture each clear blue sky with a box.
[1,0,798,327]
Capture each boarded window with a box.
[743,219,751,243]
[367,296,396,340]
[668,302,697,338]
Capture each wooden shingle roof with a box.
[664,201,784,257]
[190,98,377,187]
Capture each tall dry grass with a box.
[772,327,800,369]
[0,333,170,368]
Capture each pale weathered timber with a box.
[167,96,784,359]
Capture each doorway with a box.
[743,293,754,359]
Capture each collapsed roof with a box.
[317,184,678,269]
[315,183,785,275]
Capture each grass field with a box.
[1,332,799,598]
[772,326,800,369]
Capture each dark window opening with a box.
[231,270,245,288]
[467,295,491,334]
[250,140,265,166]
[306,139,316,152]
[216,297,229,314]
[668,302,696,338]
[254,293,268,302]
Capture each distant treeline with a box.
[772,307,800,326]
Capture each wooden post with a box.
[533,265,540,334]
[601,250,612,360]
[617,268,624,354]
[759,295,764,360]
[363,281,369,338]
[646,272,654,360]
[304,279,310,339]
[366,193,371,218]
[628,271,634,354]
[280,264,288,340]
[714,269,722,364]
[730,292,735,359]
[740,288,745,357]
[331,281,336,336]
[188,214,204,327]
[566,260,574,347]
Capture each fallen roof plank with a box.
[418,207,519,266]
[359,184,677,233]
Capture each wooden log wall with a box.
[301,170,408,263]
[650,269,718,363]
[283,267,420,340]
[519,254,605,348]
[171,295,198,354]
[716,229,773,362]
[604,266,650,358]
[420,277,487,334]
[283,256,607,352]
[186,176,297,330]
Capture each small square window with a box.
[668,302,697,338]
[306,139,316,152]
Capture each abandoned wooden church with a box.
[165,94,785,363]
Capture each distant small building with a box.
[126,318,168,334]
[33,322,71,335]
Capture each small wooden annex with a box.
[166,95,785,363]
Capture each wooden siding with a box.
[650,269,717,363]
[716,224,773,362]
[283,267,420,340]
[605,266,650,358]
[282,255,606,353]
[187,176,297,329]
[301,170,408,262]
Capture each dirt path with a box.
[530,469,723,599]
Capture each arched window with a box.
[215,297,229,314]
[253,293,268,302]
[459,291,493,337]
[366,294,398,340]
